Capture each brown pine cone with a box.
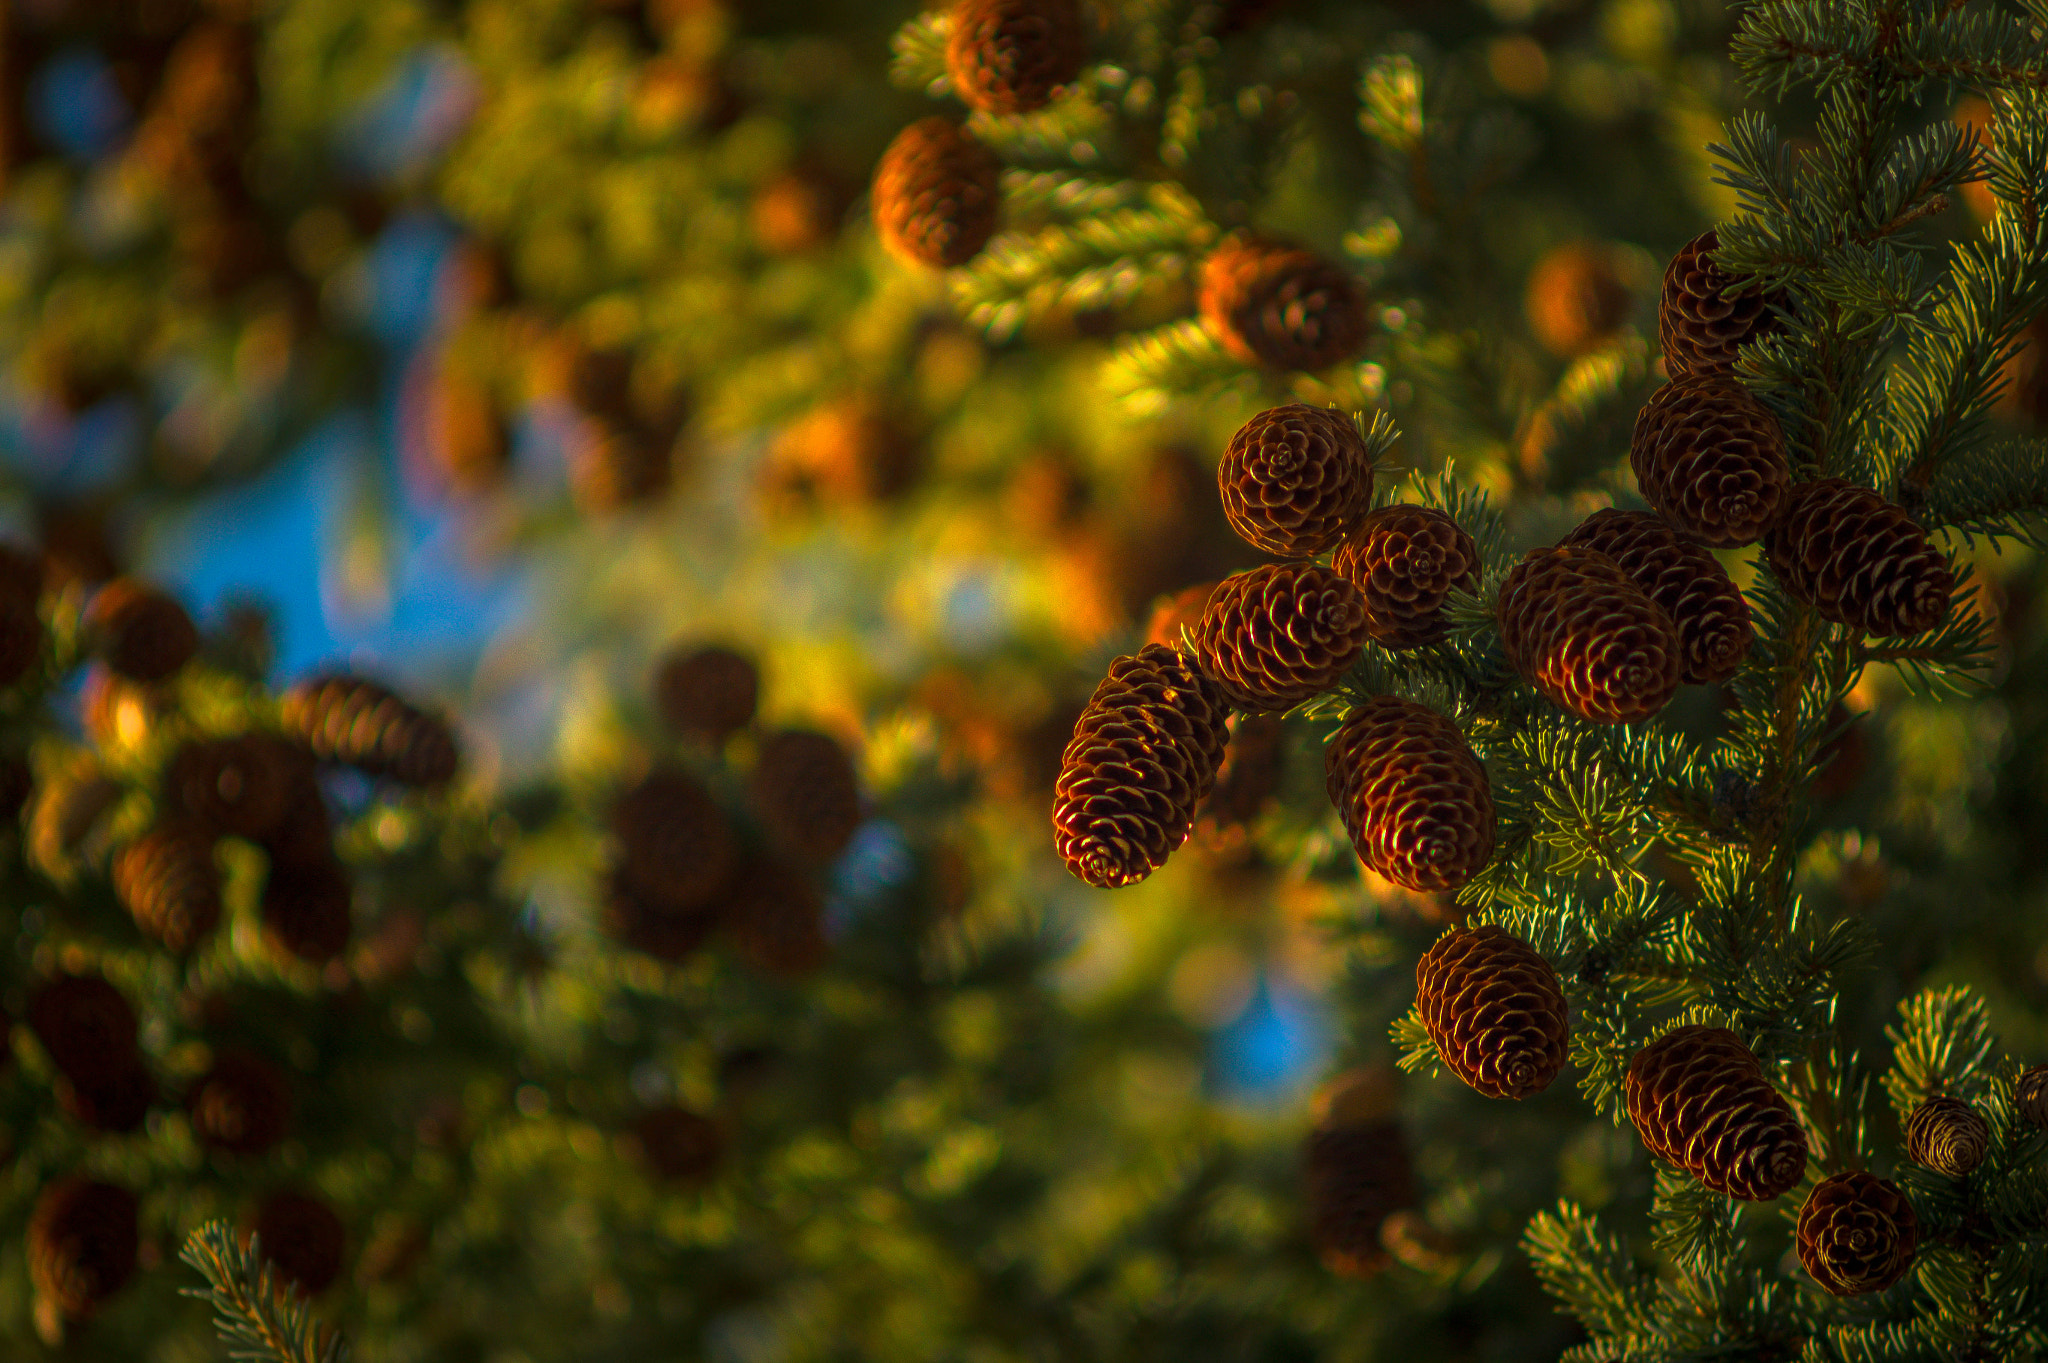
[112,821,222,952]
[873,117,1002,268]
[1217,404,1374,556]
[261,859,353,964]
[281,674,460,787]
[164,733,302,840]
[614,766,738,904]
[1498,546,1682,724]
[1625,1024,1808,1200]
[1762,479,1954,638]
[85,578,199,682]
[1904,1095,1989,1177]
[1333,505,1481,649]
[1561,508,1754,684]
[1630,373,1790,548]
[632,1105,726,1183]
[1199,236,1367,371]
[27,974,139,1092]
[751,729,863,865]
[762,396,922,511]
[568,416,672,514]
[2018,1065,2048,1130]
[1414,923,1566,1098]
[259,770,336,871]
[29,1177,139,1321]
[726,853,830,978]
[1526,240,1634,358]
[1796,1171,1918,1296]
[946,0,1087,116]
[188,1048,292,1155]
[1305,1114,1417,1279]
[250,1190,346,1296]
[1325,696,1493,893]
[58,1057,156,1134]
[603,863,723,963]
[1196,563,1370,710]
[1199,713,1285,834]
[1659,229,1785,377]
[652,643,759,743]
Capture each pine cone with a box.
[29,1177,138,1321]
[1625,1024,1808,1199]
[188,1048,292,1155]
[27,974,139,1092]
[1333,505,1481,649]
[58,1057,156,1134]
[1762,479,1954,638]
[603,863,723,963]
[259,771,336,871]
[726,853,830,978]
[1052,644,1228,887]
[1796,1171,1918,1296]
[1659,229,1785,377]
[1414,923,1567,1098]
[165,733,302,840]
[85,577,198,682]
[633,1106,726,1183]
[1305,1115,1417,1279]
[1498,546,1682,724]
[1196,563,1370,710]
[250,1190,346,1296]
[112,821,222,952]
[1560,508,1754,684]
[281,674,460,786]
[1904,1095,1989,1177]
[1325,697,1494,893]
[1199,712,1285,834]
[946,0,1086,115]
[614,766,738,905]
[762,396,922,511]
[751,729,863,865]
[873,117,1002,268]
[423,362,509,496]
[261,859,353,964]
[2018,1065,2048,1131]
[1630,373,1791,547]
[1199,236,1367,371]
[652,643,759,743]
[568,416,672,514]
[1526,240,1634,358]
[1217,404,1374,556]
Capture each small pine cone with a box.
[603,863,722,963]
[165,733,302,840]
[652,644,759,743]
[1904,1095,1989,1177]
[1333,505,1481,649]
[1762,479,1954,638]
[1526,240,1634,358]
[751,729,863,865]
[112,821,222,952]
[281,674,460,786]
[632,1105,726,1183]
[250,1190,346,1296]
[1217,404,1374,556]
[1199,236,1367,372]
[763,396,922,510]
[1305,1117,1418,1279]
[568,416,672,514]
[873,117,1002,268]
[1200,713,1285,833]
[260,773,336,871]
[1497,546,1682,724]
[27,974,140,1092]
[2018,1065,2048,1130]
[85,578,199,682]
[261,859,353,964]
[614,767,738,905]
[1625,1024,1808,1200]
[1659,229,1785,377]
[59,1057,156,1134]
[1325,697,1494,893]
[1414,923,1566,1098]
[1629,373,1791,547]
[189,1048,292,1155]
[726,853,829,978]
[1560,508,1754,684]
[1796,1171,1918,1296]
[29,1178,139,1321]
[1196,563,1370,710]
[945,0,1087,116]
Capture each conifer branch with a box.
[180,1220,348,1363]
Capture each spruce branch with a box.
[1883,985,1997,1119]
[1522,1202,1659,1341]
[1920,435,2048,548]
[180,1220,349,1363]
[888,12,951,96]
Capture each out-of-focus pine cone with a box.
[165,733,303,840]
[58,1057,156,1134]
[1414,922,1566,1098]
[762,396,922,511]
[261,859,354,964]
[113,821,221,953]
[1625,1024,1808,1200]
[250,1190,346,1296]
[1762,479,1954,638]
[260,769,336,871]
[1904,1095,1989,1177]
[424,363,509,497]
[281,674,460,787]
[751,729,863,865]
[1796,1171,1918,1296]
[28,764,124,874]
[1333,504,1481,649]
[750,164,852,255]
[1305,1097,1417,1278]
[568,416,672,514]
[1526,240,1634,358]
[632,1105,726,1183]
[873,117,1002,268]
[1498,546,1682,724]
[603,863,723,963]
[2018,1065,2048,1130]
[1199,713,1285,833]
[1143,581,1218,649]
[1196,563,1370,710]
[27,973,139,1092]
[85,578,199,682]
[1199,236,1367,371]
[29,1177,139,1321]
[1629,373,1790,547]
[613,767,737,906]
[652,643,759,743]
[1217,404,1374,556]
[726,853,830,978]
[1659,229,1785,377]
[946,0,1087,116]
[1325,696,1493,893]
[188,1048,292,1155]
[1561,508,1753,684]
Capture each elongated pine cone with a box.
[1498,546,1681,724]
[725,853,830,978]
[1625,1024,1808,1199]
[1904,1095,1989,1177]
[614,767,738,905]
[751,729,864,865]
[1333,505,1481,648]
[633,1105,726,1183]
[29,1178,138,1321]
[1560,508,1753,684]
[1217,404,1374,556]
[1199,236,1367,371]
[1797,1171,1918,1296]
[86,578,198,682]
[1762,479,1953,638]
[1415,923,1566,1098]
[873,118,1002,268]
[653,643,759,743]
[1305,1081,1417,1279]
[165,733,300,840]
[113,821,222,952]
[262,859,354,963]
[188,1048,292,1155]
[1053,644,1228,887]
[59,1057,155,1133]
[1659,229,1784,377]
[1630,373,1790,547]
[281,674,460,786]
[946,0,1086,115]
[1197,563,1370,710]
[2019,1065,2048,1130]
[1526,240,1633,358]
[28,974,139,1092]
[1325,697,1494,892]
[250,1190,346,1296]
[604,864,723,963]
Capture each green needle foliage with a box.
[180,1221,348,1363]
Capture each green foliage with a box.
[180,1223,347,1363]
